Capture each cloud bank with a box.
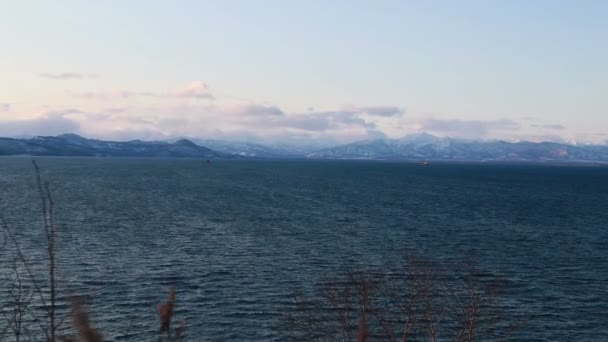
[0,110,81,137]
[40,72,96,80]
[71,81,215,100]
[3,80,582,144]
[420,118,520,138]
[171,81,214,99]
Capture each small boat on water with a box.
[420,161,429,166]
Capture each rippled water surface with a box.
[1,157,607,341]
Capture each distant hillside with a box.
[0,134,228,158]
[192,139,299,158]
[2,133,608,163]
[306,133,608,163]
[165,138,319,158]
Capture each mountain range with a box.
[306,133,608,163]
[1,133,608,163]
[0,134,225,158]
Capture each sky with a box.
[1,0,607,145]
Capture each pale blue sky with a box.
[1,1,606,144]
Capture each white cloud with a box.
[171,81,214,99]
[0,110,81,137]
[345,106,404,117]
[531,124,565,130]
[419,118,520,138]
[4,77,584,144]
[71,81,214,101]
[40,72,96,80]
[46,102,400,144]
[72,90,158,100]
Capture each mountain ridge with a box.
[0,134,228,158]
[306,134,608,163]
[1,133,608,163]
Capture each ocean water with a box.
[1,157,607,341]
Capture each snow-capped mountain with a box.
[306,133,608,163]
[192,139,299,158]
[2,133,608,163]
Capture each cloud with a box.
[420,118,520,138]
[105,107,128,114]
[72,81,214,101]
[78,102,396,144]
[224,104,285,117]
[0,103,10,112]
[225,106,379,132]
[85,112,113,120]
[171,81,214,99]
[46,109,84,116]
[348,106,404,117]
[531,124,565,130]
[40,72,96,80]
[0,110,81,137]
[270,107,394,132]
[331,112,376,129]
[88,128,168,142]
[0,96,400,145]
[283,115,332,131]
[158,117,189,127]
[73,90,158,100]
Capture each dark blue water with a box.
[1,158,607,341]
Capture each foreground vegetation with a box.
[285,259,526,341]
[0,161,524,341]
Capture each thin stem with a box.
[44,182,57,342]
